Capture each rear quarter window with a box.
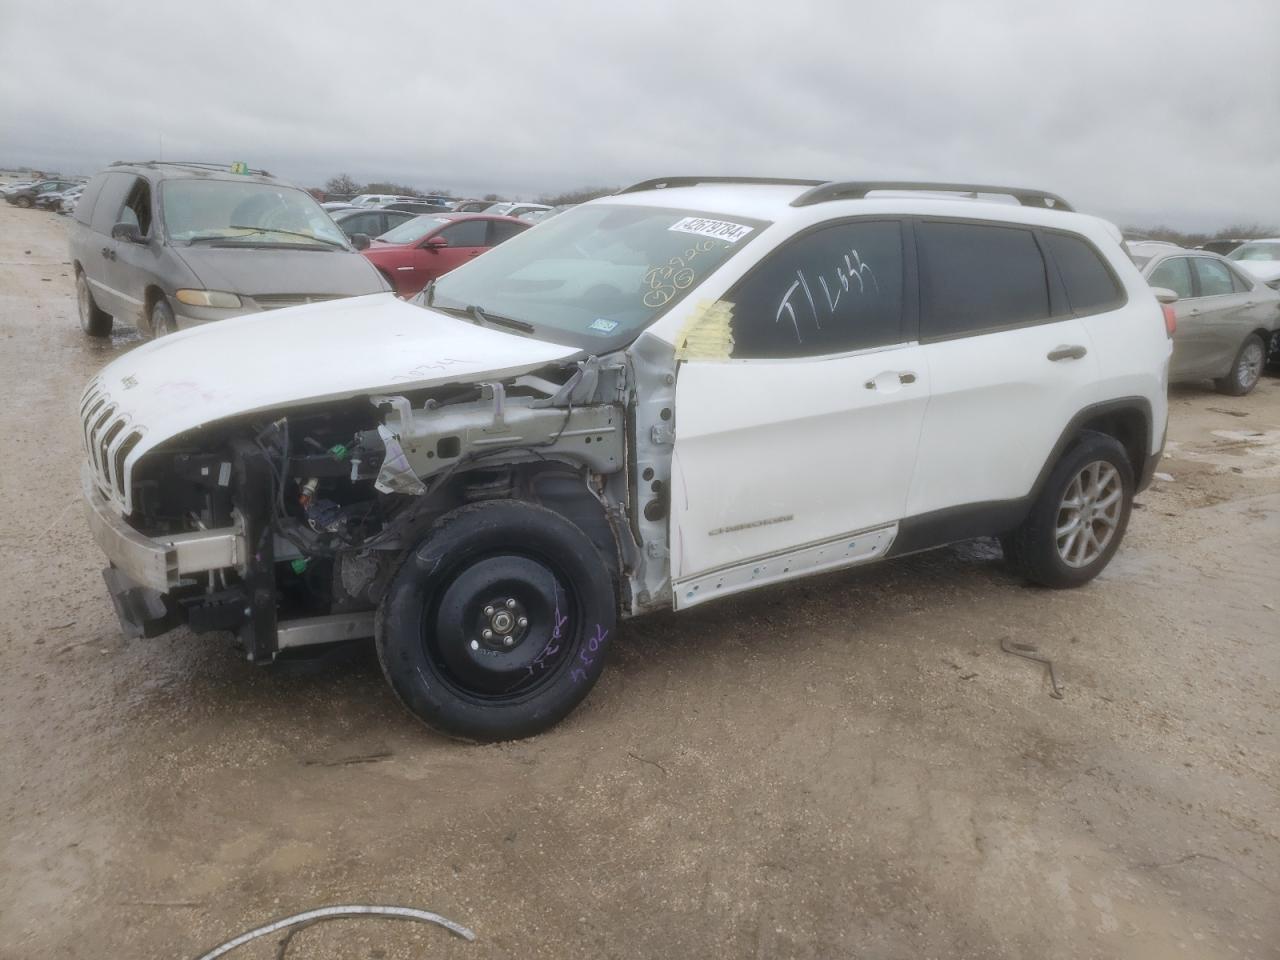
[73,173,109,226]
[1042,232,1125,315]
[918,221,1050,339]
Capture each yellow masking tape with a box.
[674,300,735,361]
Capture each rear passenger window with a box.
[1228,266,1253,293]
[1148,258,1193,299]
[728,220,904,359]
[1193,258,1234,297]
[918,221,1050,339]
[1042,232,1123,314]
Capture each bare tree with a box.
[539,185,619,206]
[323,173,360,197]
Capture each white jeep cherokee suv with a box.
[80,177,1171,740]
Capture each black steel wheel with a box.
[377,500,617,741]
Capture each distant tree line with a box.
[1122,222,1277,247]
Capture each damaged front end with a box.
[81,344,675,660]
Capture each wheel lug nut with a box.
[503,635,514,646]
[484,605,495,617]
[517,617,528,628]
[482,629,494,640]
[506,598,517,609]
[470,640,480,650]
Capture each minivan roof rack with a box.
[790,181,1073,211]
[616,176,825,194]
[110,160,273,176]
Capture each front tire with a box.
[1001,431,1134,588]
[377,500,617,741]
[1215,334,1265,396]
[76,272,112,337]
[14,196,32,208]
[150,296,177,337]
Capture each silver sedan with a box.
[1129,242,1280,395]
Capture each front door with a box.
[671,218,927,607]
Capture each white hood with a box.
[1236,260,1280,284]
[81,294,579,511]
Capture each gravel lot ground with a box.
[1,202,1277,960]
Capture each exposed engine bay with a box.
[104,337,678,660]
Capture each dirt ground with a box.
[0,201,1276,960]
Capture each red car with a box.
[360,213,529,296]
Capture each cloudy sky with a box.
[2,0,1277,230]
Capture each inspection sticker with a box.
[588,317,619,333]
[668,217,754,244]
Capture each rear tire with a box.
[1001,430,1134,589]
[377,500,617,741]
[76,271,112,337]
[1215,334,1265,396]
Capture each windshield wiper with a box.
[186,226,345,248]
[426,300,535,334]
[469,305,534,333]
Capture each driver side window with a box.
[439,219,487,247]
[727,220,905,359]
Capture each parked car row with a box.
[4,176,84,209]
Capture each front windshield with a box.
[1227,243,1280,263]
[162,180,348,247]
[378,215,452,244]
[424,203,767,346]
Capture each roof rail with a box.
[790,181,1073,211]
[110,160,273,176]
[616,176,825,195]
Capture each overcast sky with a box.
[2,0,1277,230]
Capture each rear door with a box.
[671,218,928,604]
[1189,257,1256,378]
[1147,256,1205,379]
[907,219,1101,520]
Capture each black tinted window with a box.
[728,220,903,359]
[918,221,1050,339]
[488,220,527,245]
[439,219,487,247]
[1043,232,1122,314]
[1193,258,1234,297]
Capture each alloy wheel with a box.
[1055,460,1122,568]
[1238,340,1264,391]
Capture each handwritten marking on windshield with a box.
[643,239,717,308]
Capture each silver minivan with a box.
[70,161,389,338]
[1129,242,1280,395]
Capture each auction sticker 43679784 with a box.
[668,217,754,244]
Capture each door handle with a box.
[1187,308,1200,316]
[865,371,918,389]
[1047,345,1087,362]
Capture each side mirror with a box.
[424,235,448,250]
[350,233,371,251]
[111,222,145,244]
[1150,286,1179,304]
